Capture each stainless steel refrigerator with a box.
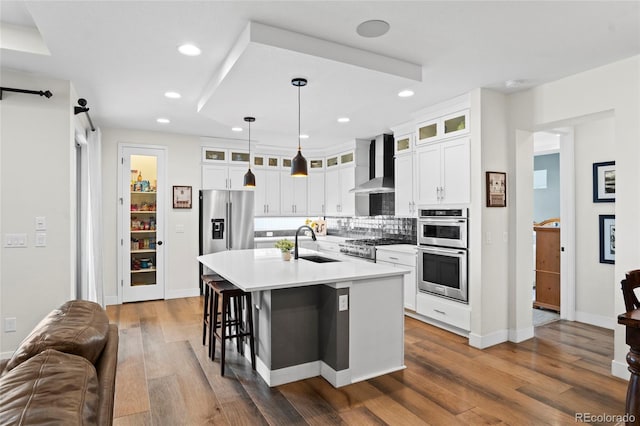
[199,189,254,292]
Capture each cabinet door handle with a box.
[389,256,399,260]
[434,309,446,315]
[440,187,445,200]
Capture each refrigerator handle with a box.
[228,202,233,249]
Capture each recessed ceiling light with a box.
[231,127,243,132]
[337,117,350,123]
[299,134,309,139]
[156,118,170,124]
[164,91,181,99]
[178,43,201,56]
[398,90,414,98]
[356,20,390,38]
[505,79,526,88]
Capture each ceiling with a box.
[1,1,639,150]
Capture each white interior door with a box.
[120,145,167,302]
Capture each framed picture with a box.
[592,161,615,202]
[486,171,506,207]
[599,214,615,264]
[173,185,192,209]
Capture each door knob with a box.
[157,241,163,246]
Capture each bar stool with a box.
[201,274,226,347]
[209,280,256,376]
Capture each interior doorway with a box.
[118,144,167,303]
[532,131,564,326]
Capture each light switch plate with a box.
[5,317,16,332]
[35,232,47,247]
[35,216,46,231]
[338,294,349,311]
[4,234,27,248]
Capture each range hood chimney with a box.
[349,134,394,194]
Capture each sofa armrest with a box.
[0,358,8,377]
[94,324,119,426]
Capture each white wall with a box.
[574,117,616,328]
[469,89,511,348]
[101,128,203,303]
[0,70,75,354]
[508,55,640,379]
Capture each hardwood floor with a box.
[106,297,627,425]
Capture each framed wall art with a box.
[173,185,192,209]
[599,214,615,264]
[486,171,506,207]
[592,161,615,203]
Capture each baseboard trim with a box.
[256,357,321,387]
[166,288,200,300]
[104,296,118,306]
[575,311,615,330]
[350,365,406,385]
[320,362,351,388]
[509,326,534,343]
[612,359,631,380]
[469,329,509,349]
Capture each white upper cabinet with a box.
[254,169,281,216]
[415,137,470,205]
[307,171,325,216]
[395,153,416,216]
[202,165,252,191]
[280,172,308,215]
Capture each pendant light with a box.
[290,77,308,177]
[243,116,256,187]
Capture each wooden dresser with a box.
[534,225,560,312]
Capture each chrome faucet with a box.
[294,225,317,260]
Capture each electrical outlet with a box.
[5,317,16,332]
[175,224,185,233]
[338,294,349,311]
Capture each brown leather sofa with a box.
[0,300,118,425]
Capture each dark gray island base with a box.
[198,249,406,387]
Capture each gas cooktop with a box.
[343,238,410,246]
[339,238,412,261]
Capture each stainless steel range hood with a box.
[349,134,394,194]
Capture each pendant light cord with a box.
[248,120,251,158]
[297,84,301,151]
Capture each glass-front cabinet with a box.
[416,110,469,145]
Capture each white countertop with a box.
[198,248,407,292]
[254,235,346,243]
[375,244,418,254]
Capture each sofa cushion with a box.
[4,300,109,373]
[0,349,99,425]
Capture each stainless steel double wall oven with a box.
[417,208,468,303]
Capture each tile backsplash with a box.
[325,216,417,243]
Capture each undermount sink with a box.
[298,255,340,263]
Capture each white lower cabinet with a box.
[416,292,470,331]
[376,248,417,311]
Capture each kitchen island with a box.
[197,248,407,387]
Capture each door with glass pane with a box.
[119,145,166,302]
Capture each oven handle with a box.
[417,245,466,256]
[419,218,467,224]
